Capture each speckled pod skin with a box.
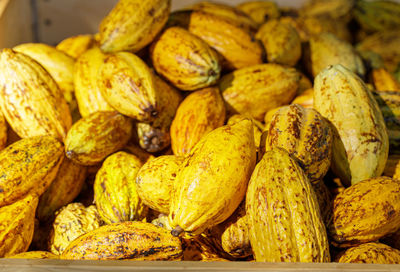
[337,242,400,264]
[188,11,263,70]
[61,221,182,260]
[169,119,256,237]
[314,64,389,186]
[9,251,58,259]
[261,104,333,182]
[246,147,330,262]
[236,1,280,26]
[256,19,301,66]
[99,0,170,53]
[329,177,400,247]
[74,47,114,118]
[94,151,147,224]
[0,136,64,208]
[0,194,38,257]
[0,113,6,151]
[150,27,221,91]
[371,68,400,92]
[56,34,94,59]
[37,156,87,221]
[98,52,157,122]
[220,63,300,122]
[50,203,102,255]
[136,155,185,214]
[65,111,132,166]
[170,87,225,156]
[0,49,72,141]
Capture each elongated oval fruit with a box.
[150,27,221,91]
[99,0,170,53]
[99,51,157,122]
[61,221,182,260]
[94,151,147,224]
[329,176,400,247]
[261,104,333,182]
[0,49,71,140]
[0,112,6,151]
[309,33,365,78]
[74,47,114,118]
[256,19,301,66]
[56,34,94,59]
[337,242,400,264]
[188,11,263,70]
[371,68,400,92]
[169,119,256,236]
[65,111,132,166]
[0,136,64,207]
[136,155,185,214]
[314,64,389,185]
[227,114,263,149]
[37,156,87,221]
[170,87,225,156]
[246,147,330,262]
[0,194,38,257]
[9,251,58,259]
[50,203,102,255]
[220,63,300,121]
[236,1,280,26]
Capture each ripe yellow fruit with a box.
[56,34,94,59]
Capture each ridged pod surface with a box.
[227,114,263,149]
[94,151,147,224]
[261,104,333,182]
[136,155,185,214]
[9,251,58,259]
[61,221,182,260]
[170,87,225,156]
[0,113,6,150]
[329,177,400,247]
[56,34,94,59]
[236,1,280,26]
[371,68,400,92]
[188,11,263,70]
[37,156,87,221]
[0,136,64,207]
[256,19,301,66]
[65,111,132,166]
[169,119,256,236]
[99,0,171,53]
[0,49,71,141]
[314,64,389,186]
[311,180,333,226]
[337,242,400,264]
[74,47,114,118]
[0,194,38,257]
[50,203,102,255]
[98,52,157,122]
[246,147,330,262]
[220,63,300,121]
[150,27,221,91]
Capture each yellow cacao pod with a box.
[169,119,256,237]
[299,0,354,22]
[371,68,400,92]
[292,88,314,109]
[246,147,330,262]
[0,112,6,151]
[65,111,133,166]
[0,49,71,141]
[99,0,170,53]
[9,251,58,259]
[170,86,225,156]
[56,34,94,59]
[61,221,182,260]
[150,27,221,91]
[227,114,263,149]
[311,180,333,226]
[337,242,400,264]
[236,1,280,26]
[314,64,389,186]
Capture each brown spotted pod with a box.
[337,242,400,264]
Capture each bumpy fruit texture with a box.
[170,87,225,156]
[150,27,221,91]
[9,251,58,259]
[256,19,301,66]
[246,147,330,262]
[50,203,102,255]
[61,221,182,260]
[338,242,400,264]
[330,177,400,247]
[74,47,114,118]
[314,64,389,186]
[136,155,185,214]
[56,34,94,59]
[261,104,333,182]
[65,111,132,166]
[169,119,256,236]
[98,51,157,122]
[0,113,6,151]
[236,1,280,26]
[0,49,72,141]
[371,68,400,92]
[99,0,171,53]
[0,136,64,208]
[220,63,300,121]
[0,194,38,257]
[94,151,147,224]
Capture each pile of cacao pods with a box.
[0,0,400,264]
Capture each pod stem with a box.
[171,225,184,237]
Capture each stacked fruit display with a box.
[0,0,400,264]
